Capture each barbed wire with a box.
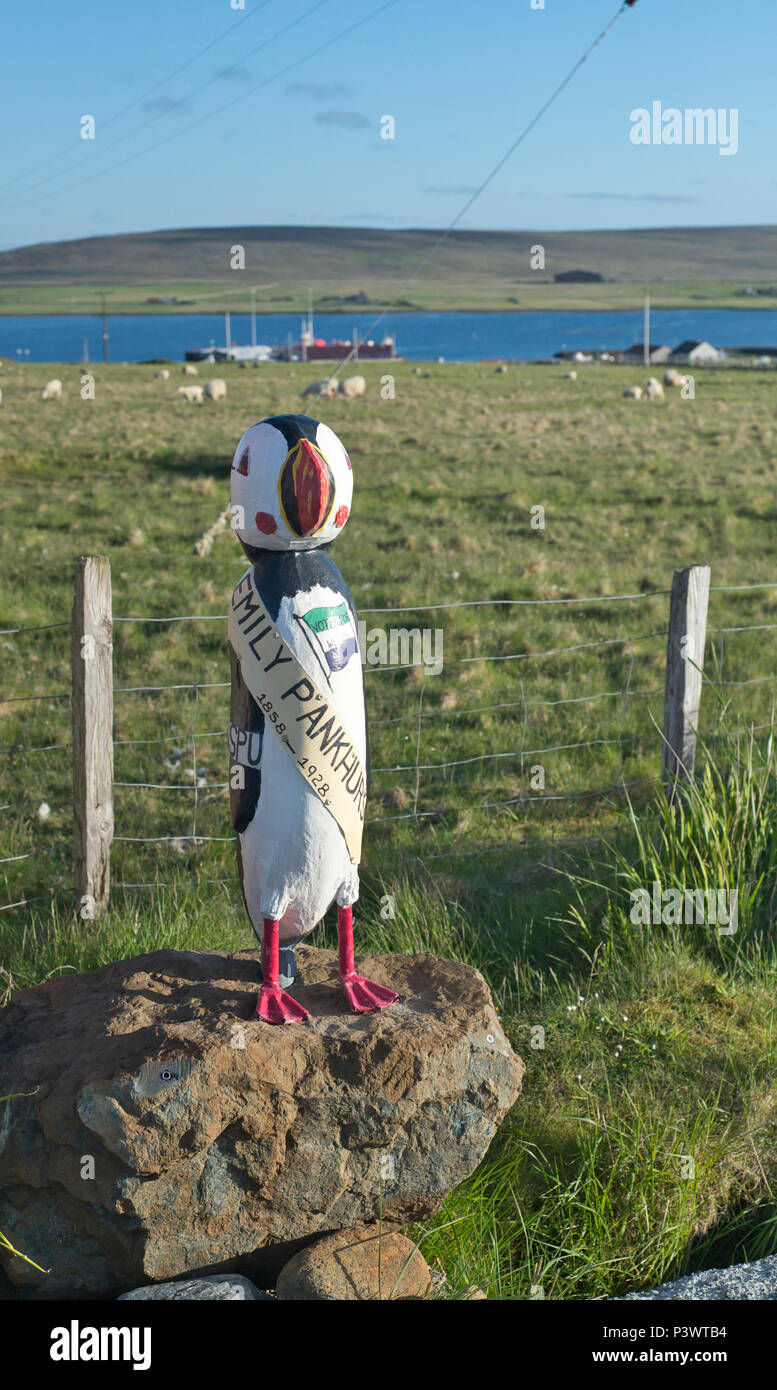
[5,579,777,648]
[0,740,70,757]
[368,777,653,825]
[371,736,626,777]
[0,692,70,706]
[3,580,776,915]
[0,621,69,636]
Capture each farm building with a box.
[622,342,672,364]
[669,339,721,364]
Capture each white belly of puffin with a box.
[233,574,366,944]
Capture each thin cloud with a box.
[215,65,251,84]
[142,96,191,114]
[315,110,370,130]
[424,184,478,195]
[288,81,353,99]
[563,191,702,203]
[341,212,408,223]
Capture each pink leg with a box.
[256,918,309,1025]
[338,904,399,1014]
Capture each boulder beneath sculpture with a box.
[0,945,523,1298]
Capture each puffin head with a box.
[230,414,352,557]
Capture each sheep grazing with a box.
[339,374,366,399]
[302,378,339,400]
[643,377,664,400]
[495,363,508,374]
[176,384,204,403]
[622,385,643,399]
[154,369,170,381]
[663,368,683,387]
[41,379,63,400]
[563,370,577,380]
[182,363,199,376]
[204,378,227,401]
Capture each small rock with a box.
[428,1267,448,1295]
[618,1254,777,1301]
[277,1226,432,1301]
[460,1283,487,1300]
[119,1274,268,1300]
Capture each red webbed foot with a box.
[336,903,399,1015]
[340,972,400,1015]
[256,984,309,1025]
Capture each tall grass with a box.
[406,723,777,1297]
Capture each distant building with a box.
[623,342,672,364]
[669,339,721,364]
[553,269,603,283]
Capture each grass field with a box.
[1,358,777,1298]
[3,278,777,317]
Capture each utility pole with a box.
[100,292,109,364]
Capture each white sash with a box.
[229,569,366,864]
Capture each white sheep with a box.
[339,374,366,398]
[302,377,339,400]
[622,385,643,399]
[41,379,63,400]
[663,368,683,387]
[643,377,664,400]
[182,363,199,376]
[563,370,577,380]
[176,384,204,403]
[204,378,227,401]
[154,369,170,381]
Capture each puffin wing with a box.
[228,643,265,833]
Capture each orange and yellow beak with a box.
[278,438,335,537]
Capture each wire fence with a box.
[1,568,776,917]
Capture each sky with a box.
[0,0,774,250]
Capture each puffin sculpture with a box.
[228,413,399,1025]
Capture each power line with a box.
[3,0,398,214]
[0,0,279,198]
[313,0,639,394]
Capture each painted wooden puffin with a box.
[228,413,399,1025]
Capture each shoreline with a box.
[2,303,777,319]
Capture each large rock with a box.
[276,1224,431,1301]
[0,945,522,1298]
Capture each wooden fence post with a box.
[661,564,711,806]
[71,556,114,918]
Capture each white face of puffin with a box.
[230,415,353,552]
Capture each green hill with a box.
[1,224,775,314]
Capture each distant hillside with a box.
[1,224,776,287]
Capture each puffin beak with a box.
[280,438,334,537]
